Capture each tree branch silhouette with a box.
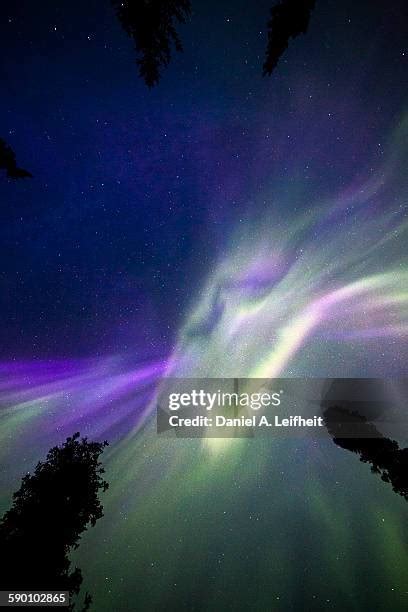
[324,406,408,501]
[263,0,316,76]
[0,138,32,179]
[111,0,191,87]
[0,433,109,610]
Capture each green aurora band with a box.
[1,116,408,610]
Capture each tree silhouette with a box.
[0,433,109,610]
[111,0,317,86]
[263,0,316,76]
[111,0,191,87]
[0,138,32,179]
[324,406,408,501]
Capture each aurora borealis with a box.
[172,120,408,381]
[1,0,408,610]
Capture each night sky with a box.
[1,0,407,358]
[1,1,408,610]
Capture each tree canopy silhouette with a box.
[324,406,408,501]
[0,433,109,610]
[263,0,316,76]
[111,0,191,87]
[0,138,32,179]
[111,0,317,85]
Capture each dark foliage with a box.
[0,433,109,610]
[0,138,32,179]
[263,0,316,76]
[111,0,191,86]
[324,406,408,501]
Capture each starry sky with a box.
[1,0,407,359]
[1,0,408,610]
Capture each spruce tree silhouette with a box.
[111,0,191,87]
[111,1,317,85]
[0,433,109,610]
[263,0,316,76]
[324,406,408,501]
[0,138,32,179]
